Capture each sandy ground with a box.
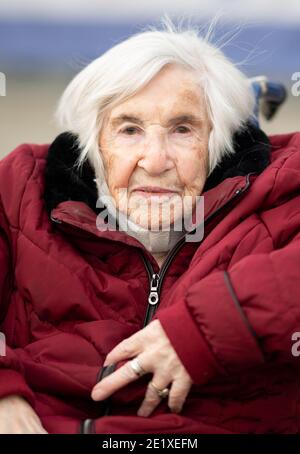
[0,76,299,159]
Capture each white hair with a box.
[55,16,255,180]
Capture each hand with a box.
[91,319,193,417]
[0,395,48,434]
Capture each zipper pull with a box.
[148,273,160,305]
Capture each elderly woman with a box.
[0,22,299,435]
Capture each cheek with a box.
[176,144,208,190]
[101,144,138,192]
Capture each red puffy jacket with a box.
[0,125,300,434]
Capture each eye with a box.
[174,125,191,134]
[120,126,140,135]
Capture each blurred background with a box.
[0,0,299,158]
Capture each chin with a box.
[132,211,185,232]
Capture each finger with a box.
[104,334,142,366]
[167,379,192,414]
[31,419,48,434]
[31,423,48,434]
[137,374,170,418]
[92,355,150,401]
[27,417,47,435]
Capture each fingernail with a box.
[103,356,110,365]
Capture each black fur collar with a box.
[44,123,271,215]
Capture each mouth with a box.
[132,186,180,198]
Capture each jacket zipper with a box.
[140,173,253,327]
[140,236,186,327]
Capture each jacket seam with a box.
[256,212,276,248]
[223,271,265,358]
[25,302,108,360]
[17,229,142,327]
[18,150,43,231]
[17,347,94,393]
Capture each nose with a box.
[137,128,174,176]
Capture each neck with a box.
[152,252,168,269]
[122,220,184,255]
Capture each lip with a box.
[132,186,179,194]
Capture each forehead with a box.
[107,66,205,123]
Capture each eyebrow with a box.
[110,114,203,128]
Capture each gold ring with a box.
[149,381,169,399]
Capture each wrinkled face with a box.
[98,63,210,230]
